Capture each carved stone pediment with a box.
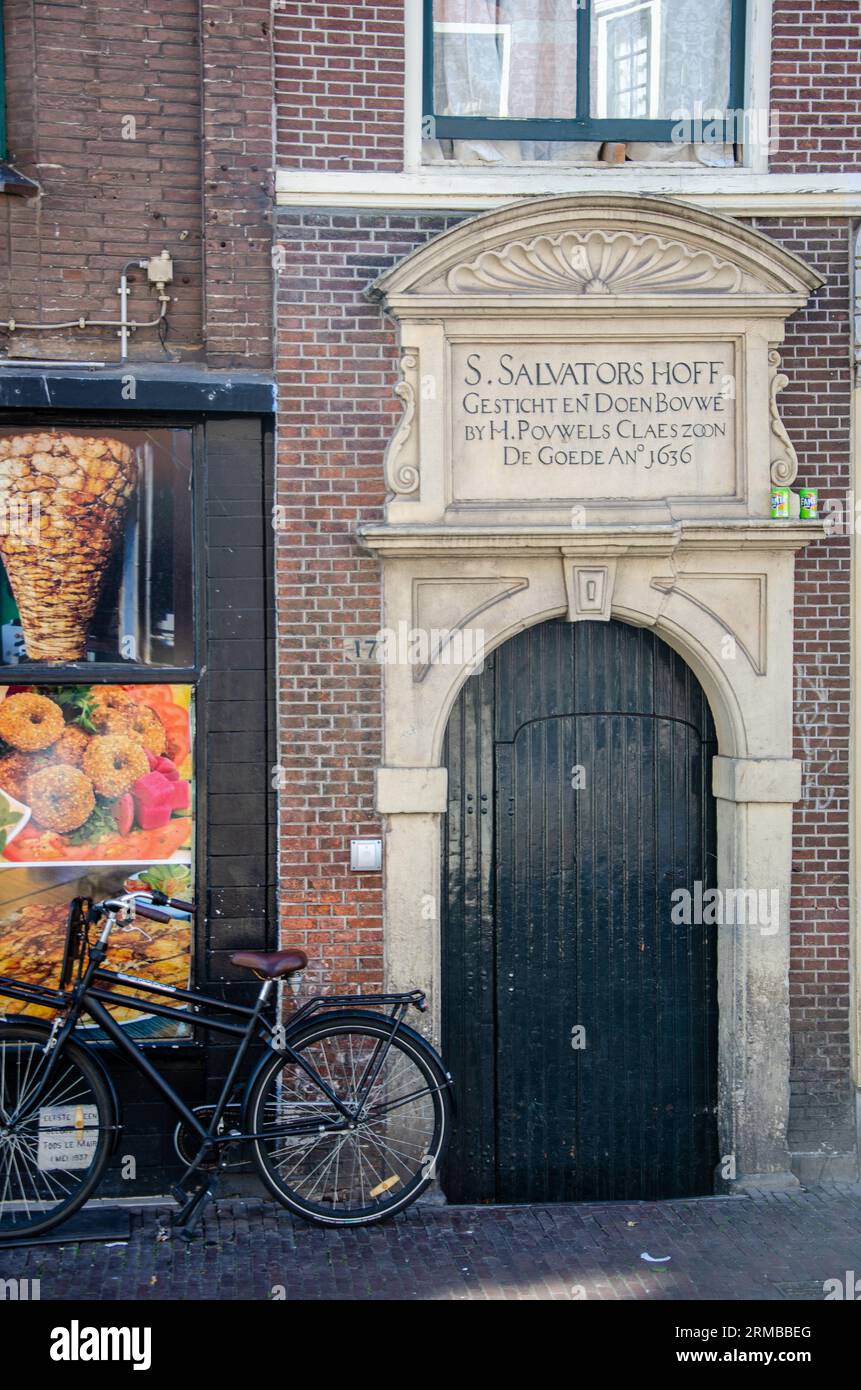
[368,193,822,530]
[370,194,822,311]
[447,229,746,296]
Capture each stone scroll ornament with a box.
[0,433,138,660]
[767,350,799,486]
[384,351,420,495]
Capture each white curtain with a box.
[432,0,578,120]
[426,0,735,167]
[658,0,733,117]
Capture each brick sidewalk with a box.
[4,1186,861,1301]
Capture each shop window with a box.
[0,681,195,1039]
[0,428,194,666]
[423,0,746,163]
[0,423,200,1041]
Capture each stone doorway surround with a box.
[359,195,825,1191]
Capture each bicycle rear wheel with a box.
[248,1014,451,1226]
[0,1022,113,1241]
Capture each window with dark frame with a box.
[424,0,747,146]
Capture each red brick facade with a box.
[269,1,860,1177]
[274,1,404,172]
[1,0,857,1183]
[274,212,462,996]
[271,0,861,175]
[763,219,855,1153]
[770,0,861,173]
[275,210,857,1160]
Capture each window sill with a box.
[275,167,860,218]
[422,159,737,172]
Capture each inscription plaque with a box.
[450,341,738,503]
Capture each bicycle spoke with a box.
[365,1083,444,1120]
[0,1031,107,1238]
[254,1024,444,1219]
[268,1132,335,1177]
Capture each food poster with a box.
[0,685,195,1038]
[0,864,194,1040]
[0,428,193,667]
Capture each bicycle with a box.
[0,892,453,1241]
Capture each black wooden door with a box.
[441,619,718,1204]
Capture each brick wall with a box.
[274,211,463,996]
[0,0,204,361]
[276,208,856,1157]
[0,0,273,368]
[274,1,404,173]
[770,0,861,174]
[272,0,861,175]
[758,218,855,1155]
[200,2,274,368]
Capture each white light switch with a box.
[350,838,382,871]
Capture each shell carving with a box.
[446,229,743,295]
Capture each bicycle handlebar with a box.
[99,895,173,924]
[143,890,195,914]
[95,891,187,925]
[132,902,173,923]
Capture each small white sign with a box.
[37,1105,99,1171]
[350,838,382,871]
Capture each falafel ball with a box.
[52,724,90,767]
[0,751,37,801]
[117,704,166,757]
[82,733,149,798]
[26,764,95,833]
[90,687,135,731]
[0,693,64,751]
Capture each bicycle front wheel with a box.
[0,1022,113,1242]
[248,1014,451,1226]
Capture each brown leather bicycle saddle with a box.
[230,949,308,979]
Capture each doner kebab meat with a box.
[0,433,138,660]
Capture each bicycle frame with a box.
[0,894,450,1240]
[0,920,429,1164]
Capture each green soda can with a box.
[799,487,818,519]
[770,486,791,519]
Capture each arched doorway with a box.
[441,618,719,1204]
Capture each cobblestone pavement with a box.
[4,1186,861,1301]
